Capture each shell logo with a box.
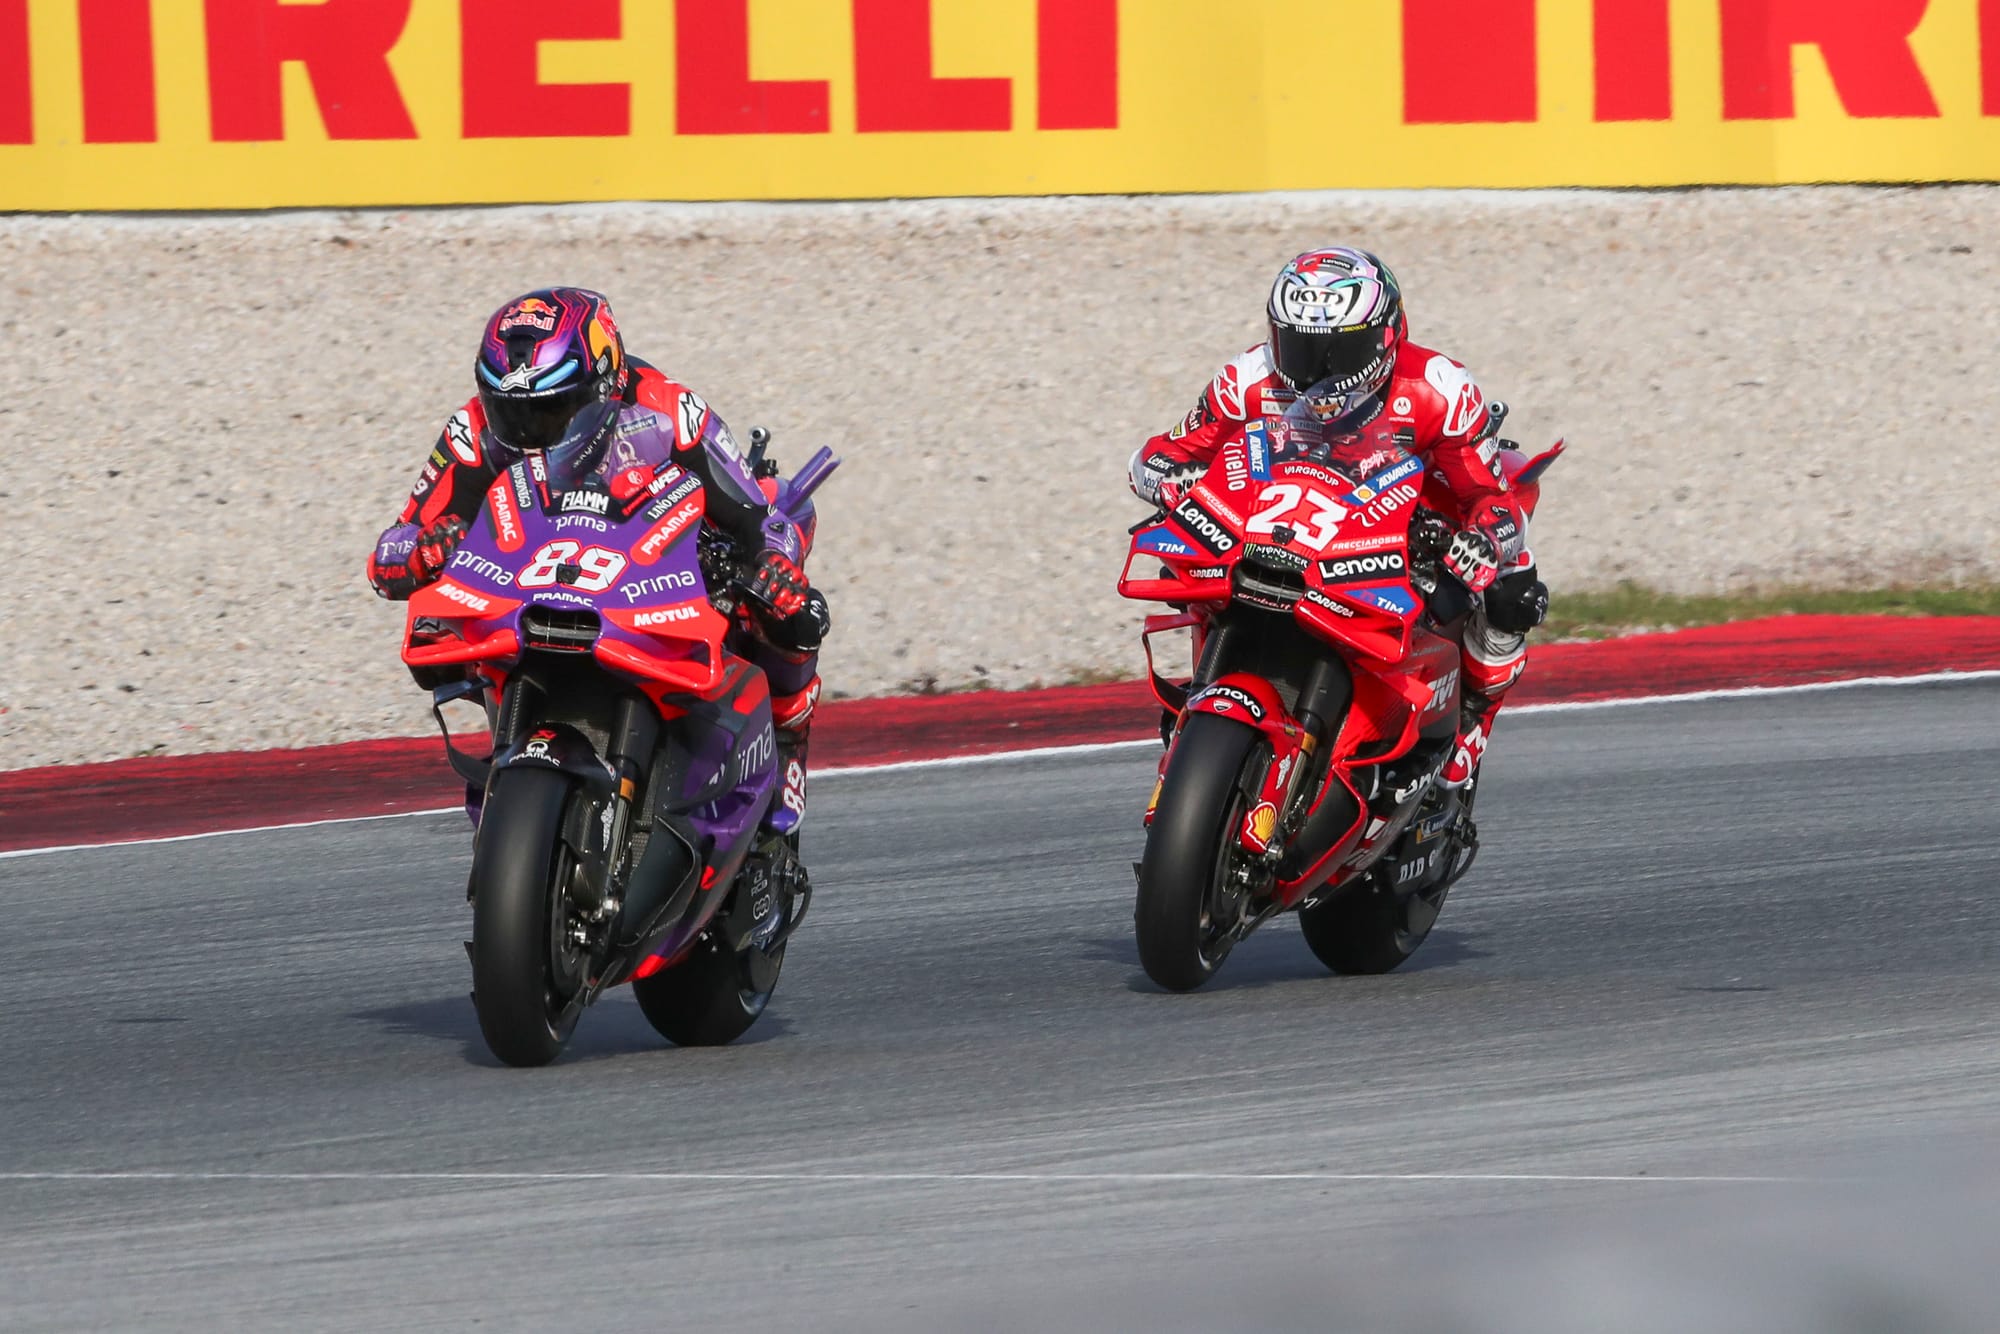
[1245,801,1280,851]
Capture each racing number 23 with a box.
[1245,484,1344,552]
[518,540,628,593]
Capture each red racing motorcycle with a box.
[1119,402,1558,990]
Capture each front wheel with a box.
[469,767,587,1067]
[1135,712,1264,992]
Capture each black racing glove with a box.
[1486,566,1550,634]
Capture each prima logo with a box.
[449,548,515,586]
[619,569,699,604]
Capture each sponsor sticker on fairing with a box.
[1191,684,1265,721]
[1343,456,1423,505]
[619,569,699,604]
[435,582,492,613]
[632,601,702,629]
[1302,588,1357,618]
[449,547,516,586]
[1318,550,1407,584]
[1136,527,1193,557]
[1244,422,1273,481]
[642,471,703,521]
[1170,495,1238,556]
[561,489,610,516]
[635,496,705,564]
[487,478,525,552]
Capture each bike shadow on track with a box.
[348,994,797,1067]
[1080,927,1489,994]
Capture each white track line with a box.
[0,1170,1804,1186]
[5,667,1997,861]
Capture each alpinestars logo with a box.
[1171,495,1237,555]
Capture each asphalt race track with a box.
[4,681,2000,1330]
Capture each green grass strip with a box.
[1546,582,2000,641]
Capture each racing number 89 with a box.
[518,539,628,594]
[1245,484,1346,552]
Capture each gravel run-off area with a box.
[2,186,1995,769]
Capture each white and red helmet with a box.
[1266,248,1407,397]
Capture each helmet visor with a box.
[540,399,624,493]
[1270,323,1392,394]
[481,382,596,453]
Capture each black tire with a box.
[632,933,785,1047]
[470,767,586,1067]
[1135,711,1263,992]
[1298,875,1450,975]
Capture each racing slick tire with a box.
[1135,711,1263,992]
[469,767,587,1067]
[633,932,785,1047]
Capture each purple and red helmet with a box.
[476,287,628,453]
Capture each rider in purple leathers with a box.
[368,288,828,832]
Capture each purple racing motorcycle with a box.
[402,405,836,1066]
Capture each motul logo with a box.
[634,604,700,628]
[437,582,490,613]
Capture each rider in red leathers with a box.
[368,288,828,830]
[1130,248,1549,787]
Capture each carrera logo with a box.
[635,496,705,564]
[1319,551,1407,584]
[633,602,701,628]
[1171,495,1237,556]
[487,479,525,552]
[436,582,491,613]
[1303,588,1356,618]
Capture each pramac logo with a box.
[486,478,526,553]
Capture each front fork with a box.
[1146,653,1352,864]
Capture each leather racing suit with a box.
[369,359,826,833]
[1130,339,1541,780]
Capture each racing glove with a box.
[1442,527,1501,594]
[745,550,810,620]
[1486,567,1550,634]
[410,515,469,586]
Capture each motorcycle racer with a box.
[1129,248,1549,787]
[368,287,828,831]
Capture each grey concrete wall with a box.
[4,186,1995,768]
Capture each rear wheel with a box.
[1299,788,1472,975]
[633,933,785,1047]
[470,768,587,1067]
[1298,878,1450,975]
[1135,712,1264,992]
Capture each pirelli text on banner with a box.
[2,0,1996,211]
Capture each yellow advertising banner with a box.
[1,0,1995,212]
